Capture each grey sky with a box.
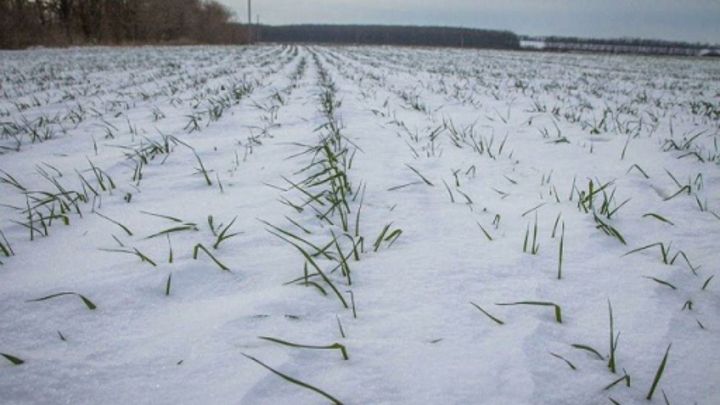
[219,0,720,43]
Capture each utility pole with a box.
[247,0,252,44]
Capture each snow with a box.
[1,45,719,404]
[520,39,546,49]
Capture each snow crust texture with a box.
[0,45,719,404]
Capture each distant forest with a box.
[258,25,520,49]
[0,0,246,49]
[3,3,712,56]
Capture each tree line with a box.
[0,0,248,49]
[521,35,718,57]
[258,25,520,50]
[539,35,715,51]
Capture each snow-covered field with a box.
[1,45,719,404]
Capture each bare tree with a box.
[0,0,245,49]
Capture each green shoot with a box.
[571,344,604,360]
[470,302,504,325]
[0,229,14,259]
[241,353,343,405]
[193,243,231,272]
[604,370,631,391]
[644,276,677,290]
[145,224,198,239]
[336,315,346,338]
[405,164,434,186]
[476,222,493,241]
[608,300,619,373]
[373,223,402,252]
[259,336,349,360]
[646,344,672,400]
[1,353,24,365]
[550,352,576,370]
[140,210,184,223]
[557,221,565,280]
[702,275,714,291]
[165,273,172,296]
[623,242,670,264]
[99,247,157,267]
[496,301,562,323]
[643,213,674,226]
[27,292,97,310]
[213,216,240,249]
[95,212,133,236]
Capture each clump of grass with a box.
[85,158,116,193]
[283,239,348,309]
[623,243,698,274]
[593,214,626,245]
[242,353,343,405]
[259,336,349,360]
[27,292,97,310]
[184,114,202,133]
[262,220,333,260]
[496,301,562,323]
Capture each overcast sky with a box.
[219,0,720,43]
